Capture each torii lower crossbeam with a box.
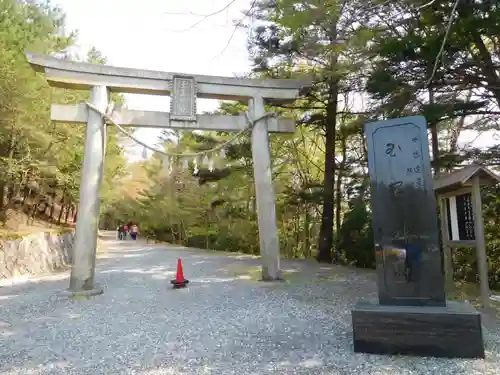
[51,103,296,132]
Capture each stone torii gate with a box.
[26,52,310,296]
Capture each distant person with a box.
[117,223,123,240]
[123,223,129,240]
[130,223,139,240]
[119,222,126,240]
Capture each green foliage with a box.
[249,0,376,262]
[0,0,126,229]
[364,0,500,289]
[7,0,500,297]
[337,198,374,268]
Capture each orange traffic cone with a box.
[171,258,189,289]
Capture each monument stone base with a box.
[351,300,485,358]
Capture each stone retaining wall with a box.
[0,231,74,279]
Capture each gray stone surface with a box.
[0,231,74,281]
[0,235,499,374]
[365,116,445,306]
[352,300,485,358]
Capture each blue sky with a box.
[53,0,253,158]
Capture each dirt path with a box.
[0,235,499,374]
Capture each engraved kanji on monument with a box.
[170,75,197,122]
[367,116,444,306]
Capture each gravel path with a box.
[1,236,499,375]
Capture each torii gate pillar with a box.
[26,52,310,296]
[250,97,280,280]
[68,85,108,296]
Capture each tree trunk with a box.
[303,205,310,258]
[57,191,66,224]
[48,191,57,220]
[317,81,339,263]
[447,90,472,172]
[205,213,209,249]
[64,203,71,223]
[12,183,21,200]
[0,182,6,212]
[294,206,300,258]
[428,88,440,175]
[58,203,65,225]
[335,134,347,249]
[22,187,28,205]
[29,202,39,223]
[1,132,17,210]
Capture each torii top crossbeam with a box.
[26,52,310,102]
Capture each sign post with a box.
[434,164,500,308]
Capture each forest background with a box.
[2,0,500,291]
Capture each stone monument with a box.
[351,116,485,358]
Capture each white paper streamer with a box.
[162,156,170,173]
[182,158,189,169]
[193,157,199,174]
[202,155,209,166]
[219,148,226,159]
[142,147,148,159]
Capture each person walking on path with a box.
[117,223,123,240]
[122,223,129,240]
[130,223,139,240]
